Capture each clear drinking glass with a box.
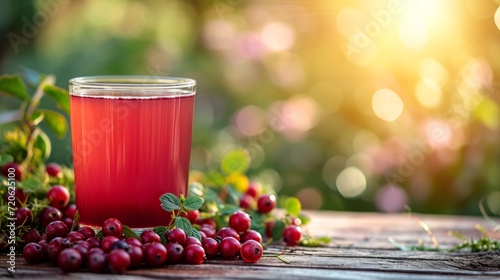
[69,76,196,229]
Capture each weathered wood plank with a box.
[1,211,499,279]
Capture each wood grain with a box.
[1,211,499,279]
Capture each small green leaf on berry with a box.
[190,227,202,241]
[152,226,169,244]
[122,225,141,240]
[175,217,192,235]
[160,193,181,212]
[184,196,204,211]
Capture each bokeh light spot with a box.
[233,106,267,137]
[372,89,404,122]
[336,167,367,198]
[415,79,442,108]
[261,21,295,52]
[296,187,323,210]
[375,184,408,213]
[424,120,452,148]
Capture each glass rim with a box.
[69,76,196,98]
[69,76,196,89]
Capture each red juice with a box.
[70,94,194,228]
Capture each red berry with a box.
[257,194,276,214]
[62,217,74,230]
[88,247,104,255]
[239,194,254,209]
[282,225,302,246]
[265,221,275,238]
[184,236,202,247]
[125,237,142,247]
[246,181,261,198]
[196,218,216,228]
[201,237,219,259]
[1,162,23,181]
[46,185,70,209]
[23,243,45,264]
[11,188,28,207]
[87,251,107,273]
[22,228,41,244]
[111,240,131,253]
[62,204,77,219]
[39,206,62,227]
[229,211,251,234]
[66,231,85,243]
[240,240,263,263]
[128,245,143,268]
[217,227,240,242]
[72,244,89,261]
[102,218,123,237]
[184,244,205,264]
[108,249,131,274]
[48,237,71,262]
[15,207,32,227]
[140,230,161,244]
[78,226,96,239]
[199,230,207,240]
[240,230,262,244]
[143,242,167,268]
[165,243,184,264]
[200,226,216,239]
[46,163,62,177]
[181,210,199,225]
[74,240,91,250]
[58,248,82,272]
[101,236,120,253]
[219,237,241,259]
[46,221,68,240]
[86,237,101,248]
[168,228,187,244]
[37,239,49,257]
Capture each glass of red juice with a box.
[69,76,196,229]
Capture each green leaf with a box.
[96,230,103,238]
[190,228,202,241]
[39,109,68,139]
[175,216,192,234]
[218,204,239,216]
[122,225,141,240]
[225,185,240,206]
[204,170,225,187]
[298,214,311,225]
[188,182,204,197]
[0,110,22,126]
[30,110,45,126]
[285,197,302,216]
[203,187,221,204]
[184,196,204,211]
[0,74,29,100]
[0,155,14,166]
[152,226,169,244]
[159,193,181,212]
[34,130,51,160]
[43,85,70,115]
[21,177,41,190]
[221,149,250,175]
[71,211,80,231]
[272,220,286,241]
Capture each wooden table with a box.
[2,211,500,279]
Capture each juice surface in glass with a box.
[69,77,195,228]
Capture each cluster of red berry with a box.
[22,211,266,274]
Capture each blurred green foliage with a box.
[1,0,500,215]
